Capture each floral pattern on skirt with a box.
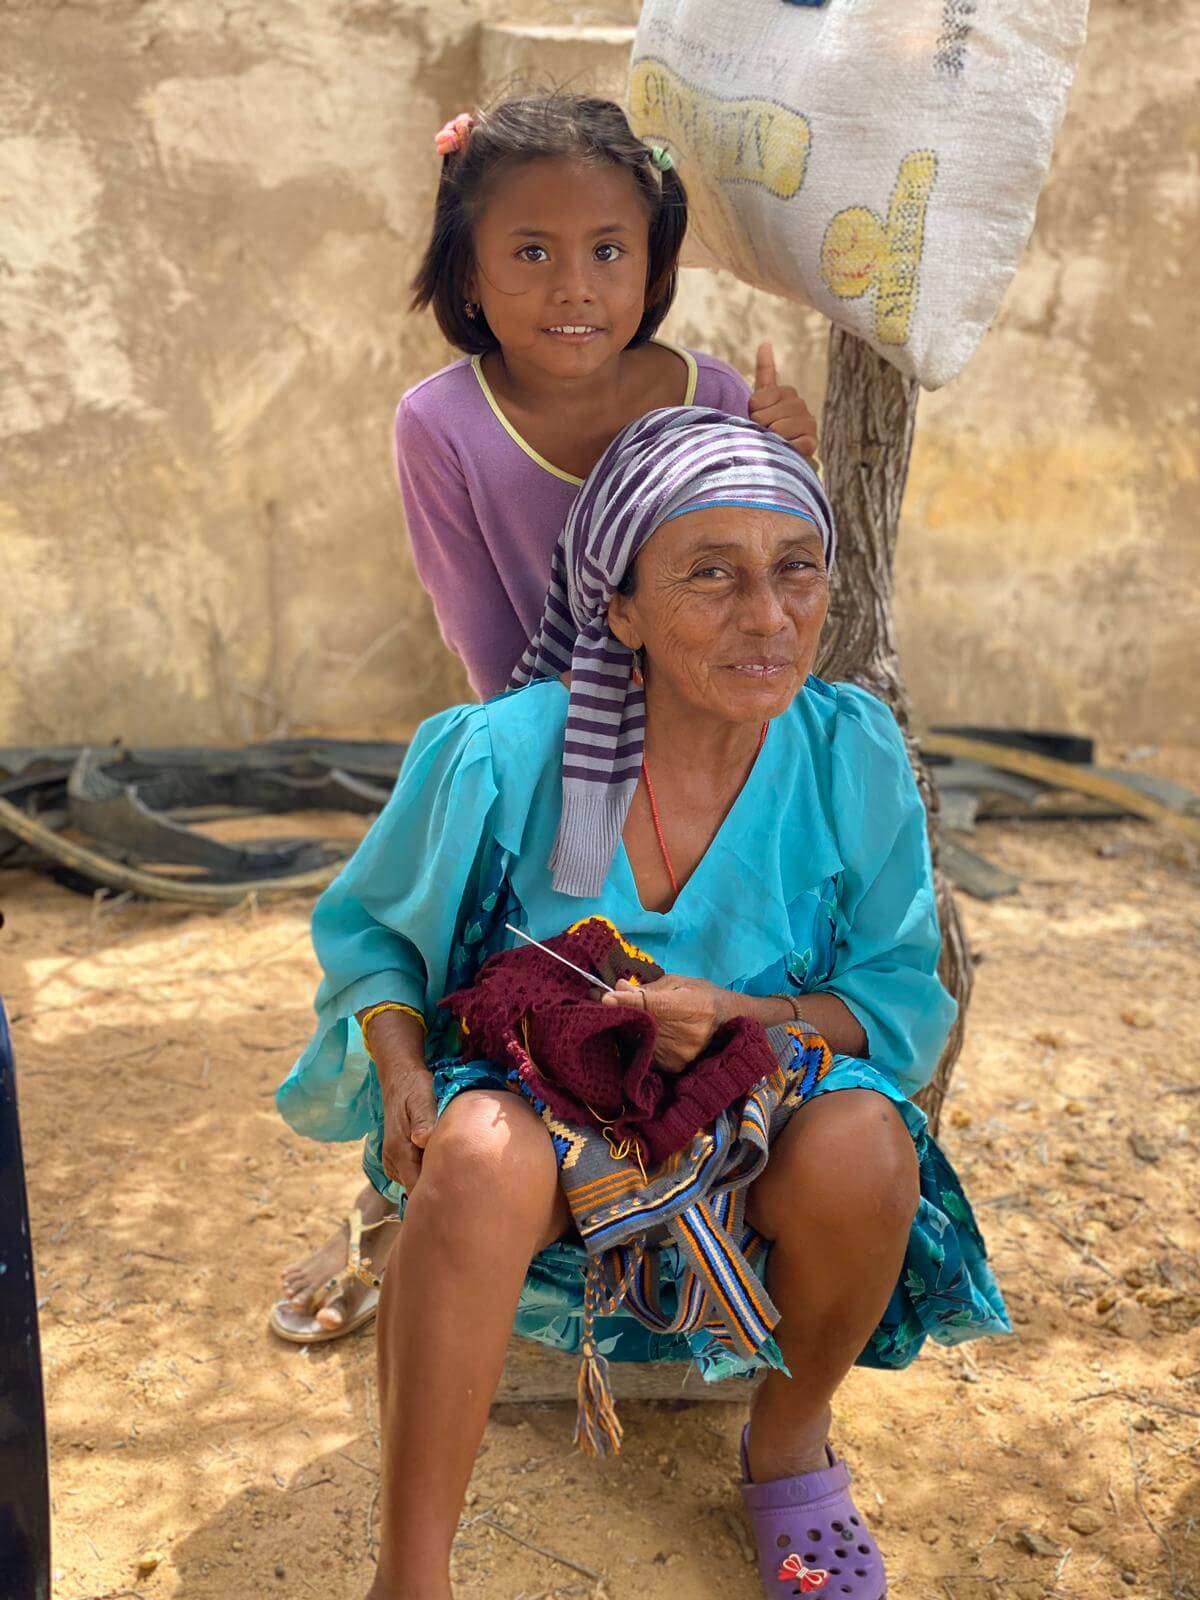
[358,847,1009,1382]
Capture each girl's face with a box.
[469,157,652,375]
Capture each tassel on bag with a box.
[575,1339,623,1458]
[574,1260,624,1457]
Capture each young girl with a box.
[274,92,819,1338]
[398,94,819,698]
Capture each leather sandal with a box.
[269,1208,396,1345]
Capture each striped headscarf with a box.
[510,406,835,898]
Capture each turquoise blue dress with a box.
[278,677,1009,1378]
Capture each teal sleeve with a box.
[276,704,499,1141]
[824,686,956,1098]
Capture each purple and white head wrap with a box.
[510,406,835,898]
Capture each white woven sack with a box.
[629,0,1088,389]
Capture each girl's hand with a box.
[602,974,735,1074]
[379,1064,438,1191]
[749,341,819,460]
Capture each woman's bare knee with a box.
[409,1092,561,1251]
[749,1089,918,1240]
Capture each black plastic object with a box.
[66,749,348,877]
[0,738,408,894]
[931,726,1095,766]
[0,1001,51,1600]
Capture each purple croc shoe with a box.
[741,1427,887,1599]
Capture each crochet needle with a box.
[503,922,617,994]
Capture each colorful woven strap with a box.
[668,1188,778,1360]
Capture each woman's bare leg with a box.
[368,1091,570,1600]
[745,1089,918,1484]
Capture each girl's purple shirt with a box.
[394,344,753,697]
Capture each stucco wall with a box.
[1,0,1196,746]
[662,0,1200,745]
[895,0,1199,742]
[1,0,481,743]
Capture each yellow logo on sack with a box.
[629,59,811,199]
[631,58,936,348]
[820,151,938,346]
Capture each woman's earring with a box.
[464,300,478,319]
[631,651,644,688]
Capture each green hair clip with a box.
[648,145,675,173]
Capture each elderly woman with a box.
[278,408,1007,1600]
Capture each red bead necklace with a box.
[640,722,769,900]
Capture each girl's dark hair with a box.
[411,93,688,355]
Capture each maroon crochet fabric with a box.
[439,918,778,1166]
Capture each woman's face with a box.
[608,505,829,724]
[469,157,651,375]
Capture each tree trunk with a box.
[816,325,972,1135]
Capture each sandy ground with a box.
[4,764,1199,1600]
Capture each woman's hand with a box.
[360,1007,437,1191]
[379,1064,438,1190]
[749,341,819,460]
[603,974,735,1074]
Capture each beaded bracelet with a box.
[774,992,820,1033]
[359,1001,426,1059]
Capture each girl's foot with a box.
[280,1183,398,1331]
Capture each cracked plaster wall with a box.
[662,0,1200,746]
[1,0,481,744]
[1,0,1196,746]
